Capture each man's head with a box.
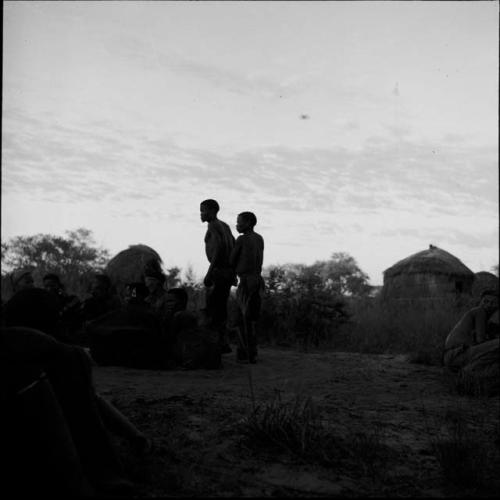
[4,288,61,338]
[144,269,166,294]
[90,274,112,299]
[43,273,63,295]
[200,199,220,223]
[11,269,35,292]
[479,289,498,314]
[236,211,257,234]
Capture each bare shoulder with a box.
[470,306,487,318]
[254,232,264,243]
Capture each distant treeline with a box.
[2,228,473,364]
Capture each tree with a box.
[314,252,371,297]
[1,228,110,290]
[264,253,370,297]
[492,264,499,277]
[165,266,182,289]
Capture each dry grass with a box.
[336,297,473,365]
[238,389,389,479]
[239,390,322,458]
[432,410,487,490]
[420,400,497,493]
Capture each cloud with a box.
[104,33,312,101]
[3,107,497,254]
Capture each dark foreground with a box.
[94,347,500,497]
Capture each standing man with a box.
[200,199,235,353]
[230,211,265,364]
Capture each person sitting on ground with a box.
[443,289,499,394]
[1,293,151,496]
[80,273,121,323]
[161,287,189,354]
[43,273,82,337]
[229,211,265,364]
[4,287,69,343]
[10,268,35,293]
[144,269,169,321]
[86,282,163,368]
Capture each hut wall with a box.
[382,272,473,300]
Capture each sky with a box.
[2,1,498,285]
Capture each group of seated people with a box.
[0,265,230,496]
[3,267,219,371]
[1,271,159,496]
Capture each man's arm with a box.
[204,225,223,286]
[473,307,488,344]
[229,237,242,271]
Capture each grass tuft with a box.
[239,390,322,457]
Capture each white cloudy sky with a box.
[2,1,498,285]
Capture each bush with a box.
[336,297,473,364]
[259,289,349,348]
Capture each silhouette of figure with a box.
[144,268,169,321]
[43,273,81,338]
[444,289,499,395]
[200,199,236,353]
[1,288,149,495]
[80,273,121,323]
[230,211,265,364]
[10,268,35,293]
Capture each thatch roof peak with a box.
[384,245,474,279]
[123,244,162,263]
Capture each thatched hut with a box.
[105,244,164,299]
[382,245,474,301]
[472,271,499,299]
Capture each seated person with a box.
[1,293,151,496]
[80,273,121,323]
[10,267,35,292]
[86,282,163,368]
[144,269,169,320]
[43,273,82,337]
[169,294,222,370]
[443,289,499,393]
[4,287,69,343]
[163,287,188,333]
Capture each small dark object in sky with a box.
[300,114,310,120]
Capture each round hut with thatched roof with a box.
[105,244,164,301]
[382,245,475,301]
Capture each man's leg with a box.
[461,339,500,395]
[443,345,469,371]
[247,292,261,364]
[206,281,232,352]
[235,284,251,362]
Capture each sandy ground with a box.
[93,347,500,497]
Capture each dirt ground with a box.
[93,347,500,498]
